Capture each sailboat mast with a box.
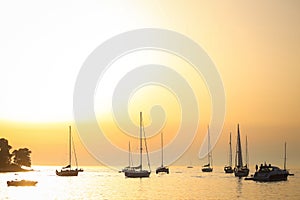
[140,112,143,171]
[284,142,287,170]
[161,132,164,167]
[208,126,210,165]
[235,135,237,168]
[229,132,232,167]
[246,135,248,167]
[128,141,131,167]
[69,126,71,168]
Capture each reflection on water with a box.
[0,166,299,199]
[236,178,243,198]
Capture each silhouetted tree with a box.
[12,148,32,167]
[0,138,12,167]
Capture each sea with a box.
[1,166,299,200]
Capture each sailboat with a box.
[156,132,169,174]
[121,141,133,173]
[224,132,234,173]
[234,124,249,177]
[202,126,213,172]
[56,126,83,176]
[125,112,151,178]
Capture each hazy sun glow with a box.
[94,49,212,153]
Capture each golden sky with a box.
[0,0,299,167]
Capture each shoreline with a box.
[0,165,33,173]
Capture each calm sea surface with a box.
[1,166,299,199]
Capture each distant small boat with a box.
[7,180,37,187]
[124,112,151,178]
[156,132,169,174]
[56,126,83,176]
[187,160,193,168]
[202,126,213,172]
[234,124,249,177]
[224,132,234,173]
[251,142,292,182]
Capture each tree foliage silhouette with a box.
[0,138,12,167]
[0,138,32,170]
[12,148,32,167]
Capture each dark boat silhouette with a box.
[7,179,37,186]
[156,132,169,174]
[249,143,293,182]
[234,124,249,177]
[56,126,83,176]
[202,126,213,172]
[224,132,234,173]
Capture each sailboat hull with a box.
[56,169,78,176]
[234,167,249,177]
[202,167,213,172]
[156,166,169,174]
[125,170,151,178]
[224,166,234,173]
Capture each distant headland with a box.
[0,138,32,172]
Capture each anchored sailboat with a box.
[202,126,213,172]
[234,124,249,177]
[224,132,233,173]
[156,132,169,174]
[121,141,133,173]
[125,112,151,178]
[56,126,83,176]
